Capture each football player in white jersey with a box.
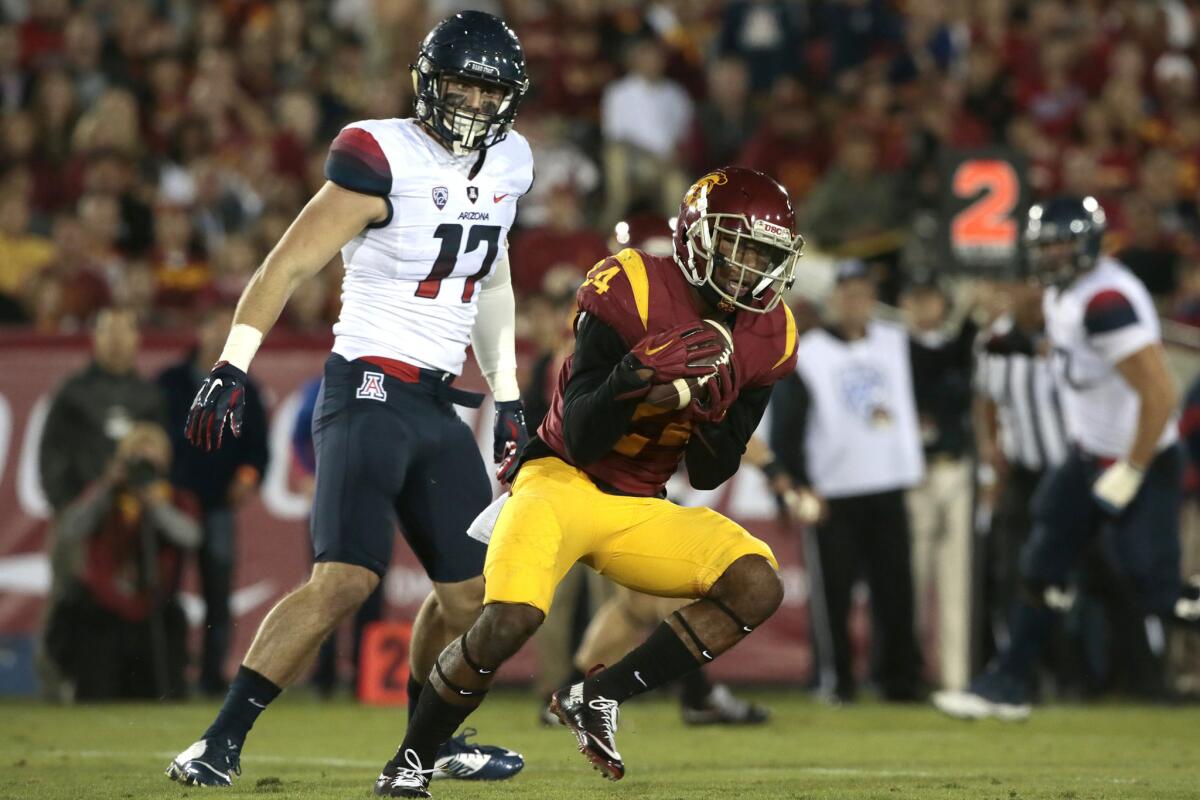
[167,12,532,792]
[935,196,1200,722]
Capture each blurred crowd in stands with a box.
[10,1,1200,703]
[6,0,1200,332]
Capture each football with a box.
[644,319,734,410]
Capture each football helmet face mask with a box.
[673,167,804,314]
[412,11,529,155]
[1024,196,1106,288]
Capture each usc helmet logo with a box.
[684,171,727,206]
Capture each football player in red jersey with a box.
[379,167,804,797]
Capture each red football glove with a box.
[691,358,737,423]
[630,322,728,383]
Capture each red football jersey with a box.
[537,248,798,496]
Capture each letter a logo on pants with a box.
[356,371,388,401]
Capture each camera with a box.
[125,457,162,489]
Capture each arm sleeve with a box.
[685,384,773,490]
[470,253,520,402]
[54,481,116,546]
[560,312,648,466]
[767,370,811,486]
[146,499,202,549]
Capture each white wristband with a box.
[218,324,265,372]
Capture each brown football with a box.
[644,319,734,410]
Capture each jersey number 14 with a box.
[417,223,501,303]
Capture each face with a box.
[711,232,781,298]
[1028,239,1078,286]
[903,287,947,330]
[93,308,139,373]
[831,278,876,328]
[441,75,506,117]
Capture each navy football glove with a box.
[186,361,248,451]
[493,399,528,484]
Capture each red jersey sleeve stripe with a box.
[325,127,392,197]
[1083,289,1138,335]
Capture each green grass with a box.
[1,691,1198,799]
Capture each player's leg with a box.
[387,406,522,783]
[376,458,590,797]
[241,563,379,684]
[810,498,862,701]
[937,461,975,692]
[533,564,592,721]
[168,356,405,786]
[551,500,782,779]
[862,490,923,700]
[572,586,767,724]
[935,451,1097,720]
[1110,445,1195,622]
[405,591,443,715]
[378,600,543,795]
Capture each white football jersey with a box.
[1043,256,1177,459]
[325,118,533,374]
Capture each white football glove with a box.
[1093,460,1144,514]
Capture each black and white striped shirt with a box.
[974,317,1069,472]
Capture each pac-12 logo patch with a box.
[467,185,479,204]
[356,371,387,401]
[432,186,448,210]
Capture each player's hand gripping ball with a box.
[644,319,734,412]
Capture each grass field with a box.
[1,691,1198,800]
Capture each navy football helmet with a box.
[1024,196,1106,287]
[411,11,529,154]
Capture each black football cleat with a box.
[165,738,242,787]
[373,749,434,798]
[549,679,624,781]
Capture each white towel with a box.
[467,492,510,544]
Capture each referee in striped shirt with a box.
[973,280,1068,657]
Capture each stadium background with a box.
[3,0,1200,696]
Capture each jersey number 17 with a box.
[417,223,502,303]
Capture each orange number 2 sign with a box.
[951,160,1020,253]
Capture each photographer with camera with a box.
[41,422,200,701]
[38,308,166,513]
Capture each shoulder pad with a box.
[1083,288,1138,335]
[325,123,392,197]
[494,129,535,194]
[575,249,654,347]
[735,302,799,387]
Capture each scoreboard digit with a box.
[939,149,1029,277]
